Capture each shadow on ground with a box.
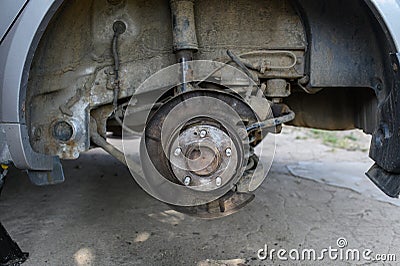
[1,127,399,265]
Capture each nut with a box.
[53,121,74,142]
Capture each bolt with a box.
[200,130,207,138]
[216,176,222,186]
[53,121,74,142]
[184,176,191,186]
[174,147,182,156]
[225,148,232,157]
[375,124,389,148]
[33,127,42,141]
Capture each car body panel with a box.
[0,0,63,171]
[0,0,28,44]
[369,0,400,51]
[0,0,399,173]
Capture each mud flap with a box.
[368,53,400,196]
[366,164,400,198]
[0,223,28,266]
[27,157,64,186]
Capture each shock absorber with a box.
[170,0,199,92]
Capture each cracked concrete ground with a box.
[1,127,399,265]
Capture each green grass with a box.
[308,129,362,151]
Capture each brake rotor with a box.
[141,89,260,218]
[170,191,255,219]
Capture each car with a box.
[0,0,400,263]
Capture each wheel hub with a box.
[169,124,238,191]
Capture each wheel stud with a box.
[174,147,182,156]
[199,130,207,138]
[183,176,191,186]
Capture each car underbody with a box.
[1,0,400,220]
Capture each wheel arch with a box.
[1,0,400,171]
[0,0,64,171]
